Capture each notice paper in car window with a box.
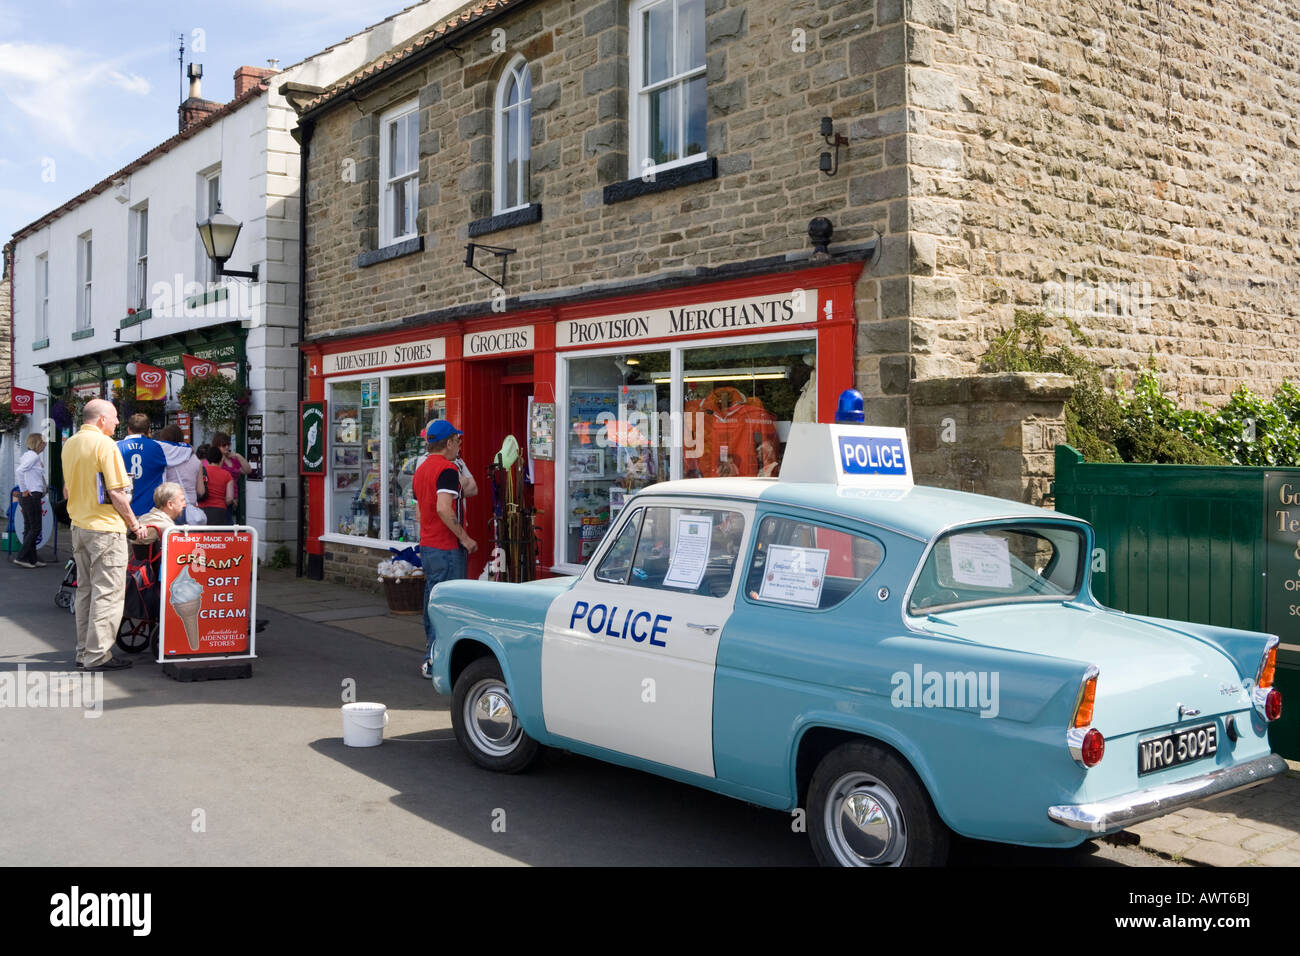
[663,516,713,589]
[948,534,1013,588]
[759,545,830,607]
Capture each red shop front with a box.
[301,260,864,580]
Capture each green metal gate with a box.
[1052,445,1300,760]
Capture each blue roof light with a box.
[834,388,864,424]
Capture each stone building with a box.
[293,0,1299,585]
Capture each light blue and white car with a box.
[428,424,1287,866]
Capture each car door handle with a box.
[687,623,720,635]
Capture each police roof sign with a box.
[779,424,914,489]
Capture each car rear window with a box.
[908,523,1084,614]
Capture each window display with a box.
[329,380,381,538]
[389,372,446,542]
[326,369,445,543]
[564,351,670,564]
[679,339,814,479]
[561,337,813,567]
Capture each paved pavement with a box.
[3,533,1297,865]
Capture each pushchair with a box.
[54,558,76,613]
[117,533,163,654]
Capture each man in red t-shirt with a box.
[413,419,478,677]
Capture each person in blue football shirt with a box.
[116,414,168,517]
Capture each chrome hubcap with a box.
[825,772,906,866]
[465,679,522,756]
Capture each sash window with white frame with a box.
[129,204,148,312]
[380,100,419,247]
[35,253,48,340]
[494,56,532,214]
[76,233,92,331]
[629,0,706,178]
[197,169,221,285]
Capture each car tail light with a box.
[1265,689,1282,722]
[1072,669,1098,728]
[1081,728,1105,767]
[1258,642,1277,689]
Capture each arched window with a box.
[494,56,532,214]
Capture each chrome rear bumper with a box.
[1048,754,1288,833]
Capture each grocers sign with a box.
[158,527,258,661]
[300,400,326,475]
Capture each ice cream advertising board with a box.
[158,527,258,662]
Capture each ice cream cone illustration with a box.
[169,564,205,651]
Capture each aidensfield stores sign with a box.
[556,289,820,349]
[322,337,447,375]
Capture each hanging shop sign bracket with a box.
[464,242,516,289]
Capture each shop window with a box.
[629,0,706,178]
[564,350,671,565]
[326,370,446,543]
[329,379,383,539]
[627,506,745,598]
[679,338,815,479]
[494,56,532,214]
[388,371,446,542]
[744,515,883,611]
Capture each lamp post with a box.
[196,203,259,281]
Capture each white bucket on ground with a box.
[341,702,389,747]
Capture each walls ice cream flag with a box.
[10,387,34,415]
[183,354,217,379]
[134,364,168,401]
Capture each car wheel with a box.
[807,741,949,867]
[450,657,541,773]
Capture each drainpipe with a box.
[296,118,313,578]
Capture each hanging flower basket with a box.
[178,374,249,433]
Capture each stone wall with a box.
[304,0,908,341]
[908,0,1300,406]
[323,538,387,593]
[910,372,1072,503]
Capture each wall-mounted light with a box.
[197,202,260,281]
[819,116,849,176]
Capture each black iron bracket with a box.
[464,242,515,289]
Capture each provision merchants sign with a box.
[556,290,820,349]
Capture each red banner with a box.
[183,354,217,380]
[10,387,34,415]
[159,528,256,660]
[135,364,168,400]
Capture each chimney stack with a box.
[178,62,222,132]
[233,64,278,98]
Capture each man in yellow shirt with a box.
[61,398,144,670]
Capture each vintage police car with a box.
[428,423,1287,866]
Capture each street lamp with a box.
[196,203,259,281]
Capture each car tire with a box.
[807,740,949,867]
[450,656,541,774]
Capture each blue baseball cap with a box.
[425,419,464,442]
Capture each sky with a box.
[0,0,425,249]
